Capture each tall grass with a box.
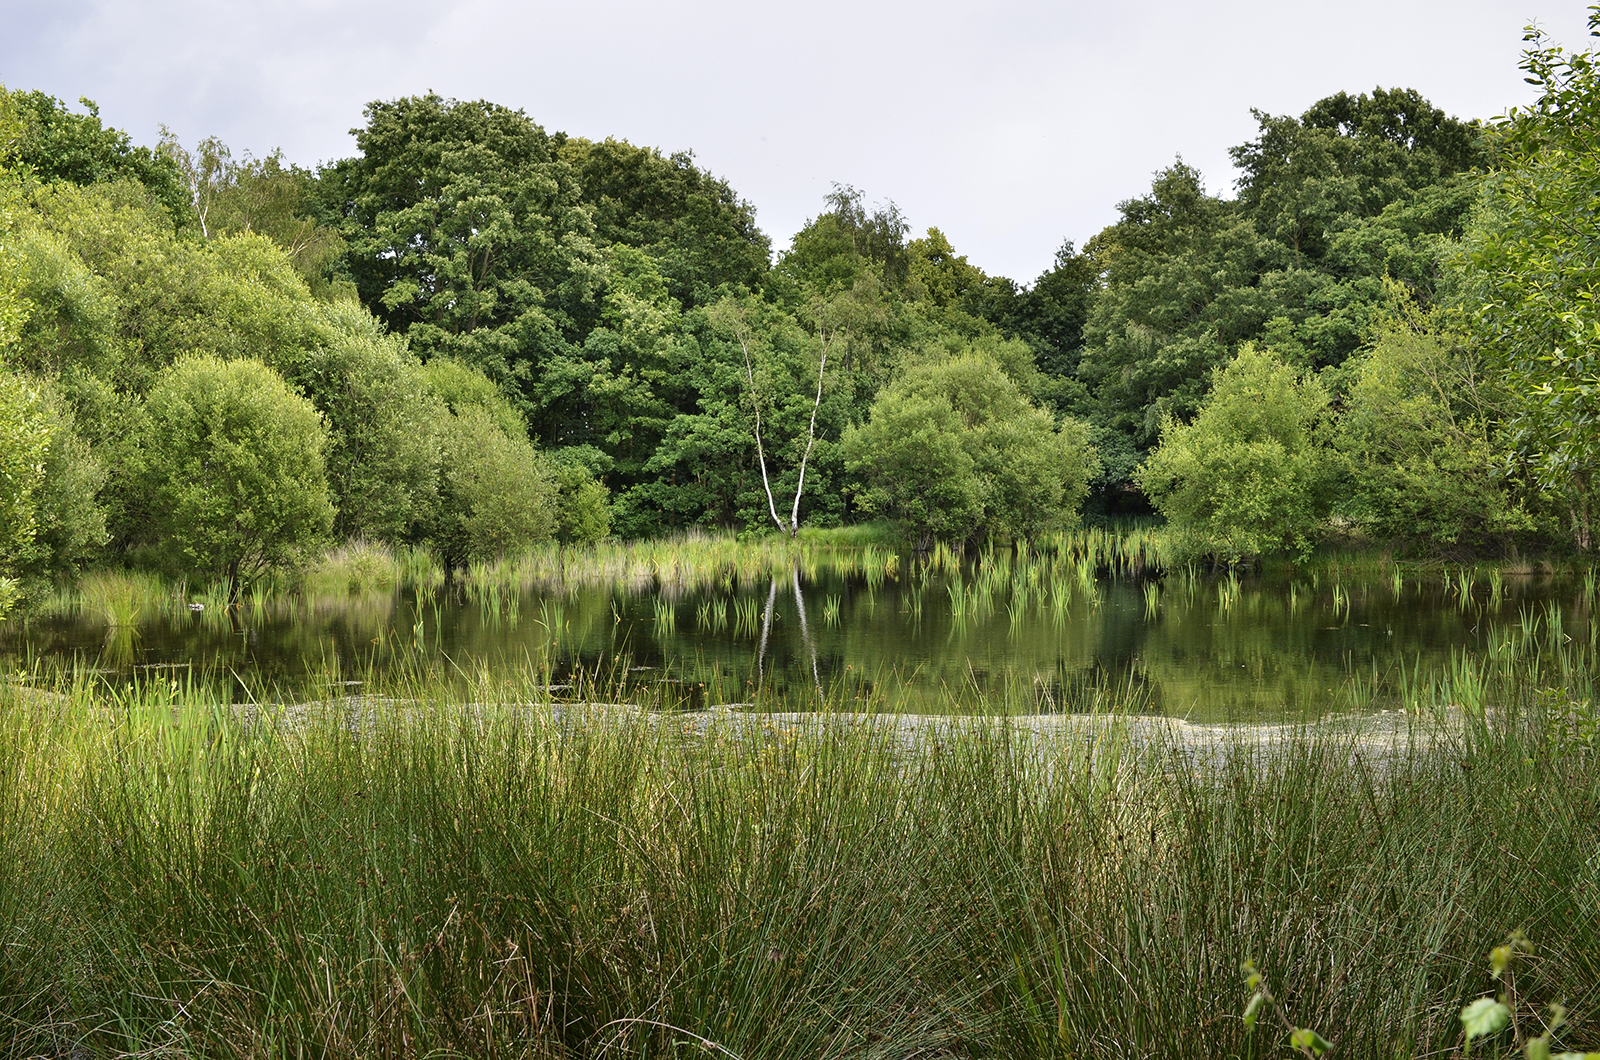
[0,665,1595,1058]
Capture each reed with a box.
[0,664,1594,1059]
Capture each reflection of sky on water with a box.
[2,566,1582,721]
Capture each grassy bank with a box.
[0,666,1595,1059]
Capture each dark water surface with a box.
[3,560,1585,719]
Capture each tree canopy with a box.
[5,35,1600,582]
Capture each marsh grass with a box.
[0,654,1596,1059]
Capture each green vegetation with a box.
[0,644,1594,1057]
[1138,345,1331,564]
[141,354,334,594]
[6,21,1600,1055]
[844,349,1095,548]
[5,10,1600,594]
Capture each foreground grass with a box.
[0,668,1595,1060]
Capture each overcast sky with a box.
[3,1,1595,283]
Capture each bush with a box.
[549,455,612,544]
[20,384,107,587]
[433,407,558,567]
[843,350,1096,547]
[1137,345,1331,564]
[283,303,445,545]
[1334,311,1533,551]
[0,367,51,615]
[142,355,333,590]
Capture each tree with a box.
[1334,295,1532,551]
[712,296,831,537]
[0,368,51,616]
[158,131,344,289]
[18,383,107,587]
[432,406,558,567]
[313,94,603,395]
[559,137,770,306]
[143,355,334,592]
[277,302,445,545]
[4,89,188,220]
[1137,345,1331,565]
[1077,91,1483,504]
[1460,6,1600,549]
[1077,162,1274,448]
[843,350,1097,548]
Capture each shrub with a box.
[433,407,557,567]
[142,354,333,591]
[843,350,1097,548]
[1137,344,1331,564]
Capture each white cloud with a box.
[5,0,1591,282]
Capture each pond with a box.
[3,543,1591,720]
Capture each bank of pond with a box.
[0,669,1595,1058]
[2,533,1598,1057]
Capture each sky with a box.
[2,1,1595,284]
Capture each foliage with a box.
[1078,90,1484,493]
[141,355,334,589]
[157,131,344,289]
[559,136,770,306]
[0,367,50,615]
[550,457,613,544]
[314,94,603,395]
[1461,6,1600,550]
[3,89,188,220]
[1138,345,1332,564]
[1334,294,1534,551]
[844,350,1096,547]
[433,406,558,567]
[278,301,444,545]
[19,383,107,586]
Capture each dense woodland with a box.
[2,12,1599,604]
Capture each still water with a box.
[4,549,1587,720]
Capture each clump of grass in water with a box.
[75,569,167,627]
[304,539,402,597]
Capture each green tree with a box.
[559,137,770,306]
[276,302,445,545]
[19,384,107,586]
[843,351,1096,548]
[1077,91,1483,504]
[433,406,558,567]
[1077,162,1275,448]
[1460,6,1600,549]
[4,89,188,220]
[159,132,344,289]
[0,367,51,615]
[1334,298,1532,551]
[1137,345,1332,564]
[550,458,612,544]
[143,355,334,591]
[313,94,604,394]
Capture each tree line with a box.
[0,10,1597,604]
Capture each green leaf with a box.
[1527,1038,1551,1060]
[1243,992,1265,1030]
[1462,997,1512,1041]
[1289,1028,1333,1056]
[1491,944,1513,978]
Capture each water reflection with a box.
[3,555,1590,720]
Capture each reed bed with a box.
[0,662,1595,1059]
